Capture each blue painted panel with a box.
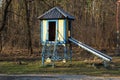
[64,19,67,43]
[56,20,58,42]
[40,20,43,43]
[46,20,48,41]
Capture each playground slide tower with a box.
[38,7,112,66]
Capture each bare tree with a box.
[0,0,118,56]
[0,0,12,53]
[24,0,33,54]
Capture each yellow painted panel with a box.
[58,20,64,41]
[43,20,47,41]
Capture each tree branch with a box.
[0,0,12,32]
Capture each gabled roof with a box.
[38,7,75,20]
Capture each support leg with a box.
[69,43,72,62]
[41,45,46,66]
[42,53,45,66]
[103,61,109,68]
[64,44,68,60]
[52,55,55,68]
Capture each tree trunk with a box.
[0,0,12,53]
[24,0,33,54]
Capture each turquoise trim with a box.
[41,20,43,43]
[46,20,48,41]
[56,20,58,42]
[47,20,58,42]
[64,19,66,43]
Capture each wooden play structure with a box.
[38,7,112,66]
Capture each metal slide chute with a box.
[69,38,112,62]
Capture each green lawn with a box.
[0,57,120,76]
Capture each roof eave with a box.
[38,17,75,20]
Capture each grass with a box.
[0,57,120,77]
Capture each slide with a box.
[69,38,112,62]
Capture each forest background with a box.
[0,0,119,58]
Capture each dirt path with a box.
[0,74,120,80]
